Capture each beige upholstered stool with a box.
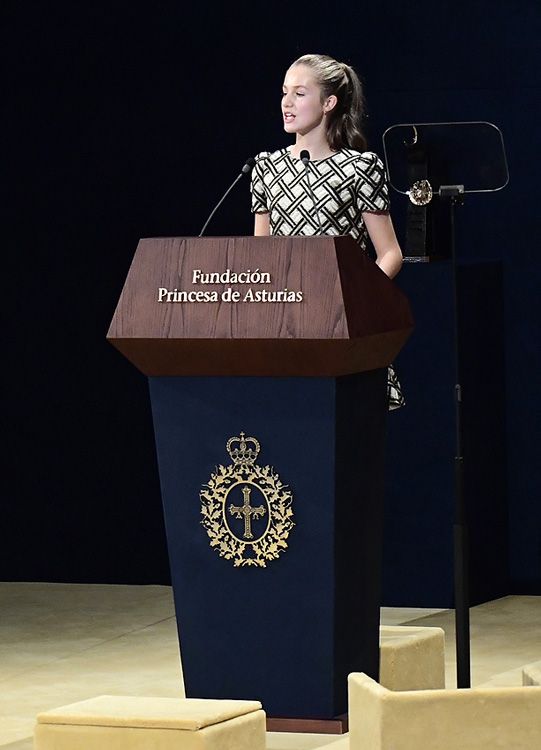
[523,659,541,686]
[349,672,541,750]
[34,695,266,750]
[380,625,445,690]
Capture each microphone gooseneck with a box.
[299,150,323,234]
[199,157,257,237]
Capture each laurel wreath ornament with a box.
[200,435,294,568]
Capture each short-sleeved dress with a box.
[250,146,404,410]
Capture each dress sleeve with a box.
[250,152,270,214]
[355,151,390,212]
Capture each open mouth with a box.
[283,113,295,123]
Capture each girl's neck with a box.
[291,131,336,161]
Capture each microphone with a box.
[199,157,256,237]
[299,150,323,234]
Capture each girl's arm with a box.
[254,212,271,236]
[362,211,403,279]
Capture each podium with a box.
[108,236,413,730]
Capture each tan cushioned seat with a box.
[349,672,541,750]
[35,695,266,750]
[380,625,445,690]
[36,695,262,730]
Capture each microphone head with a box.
[241,157,257,175]
[299,149,310,166]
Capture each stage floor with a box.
[1,583,539,749]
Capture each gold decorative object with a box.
[200,432,295,567]
[407,179,433,205]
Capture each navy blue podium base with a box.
[149,370,387,719]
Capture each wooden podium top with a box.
[107,236,413,376]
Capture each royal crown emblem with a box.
[200,432,295,567]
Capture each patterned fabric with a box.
[251,147,390,253]
[250,146,405,411]
[388,363,405,411]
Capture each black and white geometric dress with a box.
[251,146,405,410]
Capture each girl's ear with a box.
[324,95,338,113]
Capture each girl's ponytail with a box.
[327,63,367,152]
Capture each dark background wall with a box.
[4,1,540,600]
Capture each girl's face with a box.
[281,64,333,135]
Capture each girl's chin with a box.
[283,121,319,136]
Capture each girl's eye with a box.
[296,92,305,97]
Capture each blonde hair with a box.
[290,53,368,152]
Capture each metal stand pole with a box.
[446,188,471,688]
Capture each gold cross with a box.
[229,486,266,539]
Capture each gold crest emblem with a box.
[200,433,295,567]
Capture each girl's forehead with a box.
[283,65,317,88]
